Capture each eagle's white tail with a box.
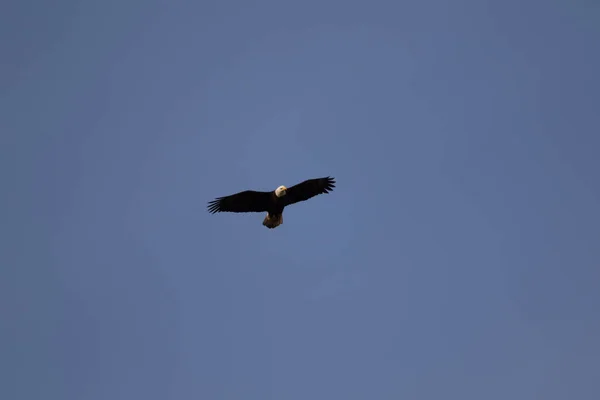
[262,213,283,229]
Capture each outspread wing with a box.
[282,176,336,207]
[207,190,272,214]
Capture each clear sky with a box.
[2,0,599,399]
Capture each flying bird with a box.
[207,176,336,229]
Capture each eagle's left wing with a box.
[207,190,272,213]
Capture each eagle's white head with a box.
[275,185,287,198]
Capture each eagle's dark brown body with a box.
[207,176,336,229]
[261,192,287,229]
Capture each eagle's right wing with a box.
[283,176,336,207]
[207,190,272,213]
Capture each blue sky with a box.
[2,0,599,399]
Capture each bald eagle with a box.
[207,176,336,229]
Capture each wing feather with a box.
[207,190,272,213]
[282,176,336,207]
